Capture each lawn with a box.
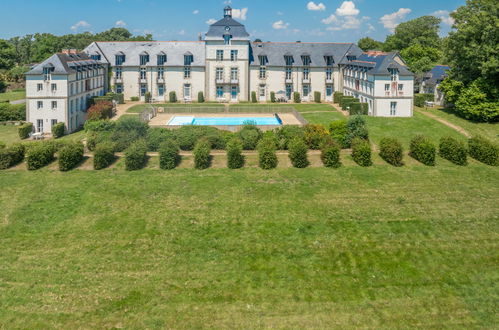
[0,163,498,328]
[0,124,21,145]
[417,106,499,143]
[0,89,26,102]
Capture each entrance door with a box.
[231,86,238,102]
[286,84,292,100]
[37,119,43,133]
[184,84,191,101]
[326,85,333,101]
[259,85,266,102]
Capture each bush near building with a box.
[226,138,244,169]
[251,91,257,103]
[333,92,343,104]
[51,122,65,138]
[293,92,301,103]
[257,137,278,170]
[409,135,436,166]
[303,124,329,150]
[340,96,356,110]
[380,137,404,166]
[270,92,276,103]
[87,101,113,121]
[124,140,148,171]
[314,91,321,103]
[351,137,372,167]
[349,102,368,115]
[439,137,467,166]
[93,142,116,170]
[288,137,309,168]
[0,143,25,169]
[414,93,434,107]
[159,140,180,170]
[18,123,33,139]
[130,96,139,102]
[193,139,211,170]
[25,142,56,170]
[321,137,341,168]
[468,136,499,166]
[198,91,205,103]
[329,120,349,149]
[58,142,84,171]
[169,91,177,103]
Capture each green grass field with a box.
[0,89,26,102]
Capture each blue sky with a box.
[0,0,465,42]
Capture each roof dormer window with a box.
[301,55,311,66]
[184,53,194,66]
[258,55,268,66]
[157,52,167,66]
[91,53,101,61]
[325,56,334,66]
[347,55,356,61]
[140,52,150,66]
[115,52,126,66]
[284,55,294,66]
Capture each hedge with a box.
[25,142,56,170]
[93,142,116,170]
[275,125,304,150]
[345,116,369,147]
[124,140,148,171]
[193,139,211,170]
[468,136,499,166]
[226,138,244,169]
[237,125,263,150]
[257,137,278,169]
[198,91,205,103]
[87,101,113,120]
[340,96,356,110]
[145,92,152,103]
[409,135,436,166]
[321,137,341,168]
[379,137,404,166]
[159,140,180,170]
[288,137,309,168]
[351,137,372,167]
[130,96,139,102]
[169,91,177,103]
[439,137,467,166]
[414,93,434,107]
[293,92,301,103]
[58,142,84,171]
[314,91,321,103]
[18,123,33,139]
[0,103,25,121]
[333,92,343,104]
[251,91,257,103]
[51,122,65,138]
[304,124,329,150]
[349,102,368,116]
[329,120,348,149]
[270,91,276,103]
[146,127,175,151]
[0,143,25,170]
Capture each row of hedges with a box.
[51,122,65,138]
[0,143,25,169]
[0,103,25,122]
[18,123,33,139]
[58,142,84,171]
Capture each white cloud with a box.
[432,10,455,26]
[178,30,186,35]
[323,14,369,31]
[206,18,217,25]
[71,21,91,31]
[193,10,200,15]
[115,20,126,27]
[321,14,339,25]
[272,20,290,30]
[336,1,359,16]
[380,8,412,31]
[307,2,326,11]
[232,8,248,20]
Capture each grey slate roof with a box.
[205,16,250,40]
[84,41,206,67]
[424,65,450,86]
[26,52,100,75]
[341,52,414,76]
[249,42,361,67]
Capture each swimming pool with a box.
[167,115,282,126]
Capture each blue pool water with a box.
[168,116,282,126]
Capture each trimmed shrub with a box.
[25,142,56,170]
[173,126,225,151]
[226,138,244,169]
[124,140,148,171]
[303,124,329,150]
[288,137,309,168]
[0,144,25,170]
[0,148,11,169]
[351,137,372,167]
[18,123,33,139]
[51,122,65,138]
[87,101,113,120]
[329,120,349,149]
[237,125,263,150]
[130,96,140,102]
[257,137,278,170]
[275,125,304,150]
[409,135,436,166]
[146,127,175,151]
[468,136,499,166]
[341,97,358,111]
[93,142,116,170]
[251,91,257,103]
[439,136,467,166]
[198,91,205,103]
[414,93,434,107]
[84,119,116,133]
[361,103,369,115]
[145,92,152,103]
[333,92,343,104]
[270,91,276,103]
[349,102,367,115]
[314,91,321,103]
[345,115,369,147]
[321,137,341,168]
[169,91,177,103]
[58,142,84,171]
[159,140,180,170]
[293,92,301,103]
[111,117,149,151]
[380,137,404,166]
[193,139,211,170]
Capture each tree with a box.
[357,37,383,51]
[383,16,442,51]
[0,39,16,70]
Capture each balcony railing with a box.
[157,78,165,84]
[230,78,239,84]
[139,78,147,84]
[114,77,122,83]
[285,78,293,84]
[302,78,311,84]
[325,78,333,84]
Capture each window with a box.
[37,119,43,133]
[325,56,334,66]
[286,84,293,99]
[37,101,43,109]
[158,85,164,97]
[184,54,194,66]
[140,68,146,80]
[303,85,310,97]
[258,55,268,66]
[398,84,403,91]
[326,68,332,80]
[51,119,58,127]
[216,86,224,98]
[285,67,292,80]
[140,84,147,96]
[389,68,399,81]
[70,84,74,95]
[259,66,266,79]
[216,50,224,61]
[184,66,191,78]
[326,85,333,96]
[140,54,150,66]
[390,102,397,116]
[231,50,238,61]
[231,68,238,80]
[224,34,232,45]
[43,67,52,81]
[183,84,191,99]
[76,98,79,111]
[303,68,310,80]
[37,84,43,91]
[115,54,126,65]
[259,85,266,99]
[231,86,238,100]
[115,67,122,79]
[157,54,167,65]
[284,55,294,66]
[51,101,57,109]
[116,84,123,94]
[385,84,390,91]
[302,55,311,66]
[91,54,101,61]
[51,83,57,92]
[216,68,224,80]
[158,67,164,79]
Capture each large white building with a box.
[26,6,414,133]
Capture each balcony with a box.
[230,78,239,84]
[216,78,225,84]
[114,77,122,84]
[325,78,333,84]
[157,78,165,84]
[285,78,293,84]
[302,78,311,84]
[139,78,147,84]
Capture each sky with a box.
[0,0,466,42]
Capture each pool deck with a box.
[149,112,303,128]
